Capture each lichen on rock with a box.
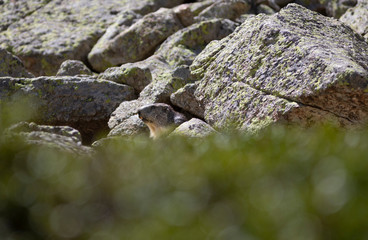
[0,48,34,78]
[190,3,368,132]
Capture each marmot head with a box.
[137,103,187,138]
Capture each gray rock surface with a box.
[106,18,238,136]
[5,122,91,154]
[0,0,50,31]
[340,0,368,41]
[99,63,152,92]
[0,0,186,76]
[195,0,251,21]
[108,115,149,137]
[0,48,34,78]
[156,18,238,67]
[0,76,136,142]
[56,60,93,76]
[190,4,368,132]
[170,83,205,119]
[88,8,184,72]
[324,0,358,18]
[256,0,356,18]
[171,118,217,137]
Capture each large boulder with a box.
[88,8,184,72]
[340,0,368,41]
[106,19,238,136]
[189,4,368,132]
[156,18,238,67]
[0,0,50,31]
[5,121,91,154]
[0,76,136,142]
[0,0,186,76]
[0,48,34,78]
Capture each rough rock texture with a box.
[171,118,217,137]
[107,19,237,135]
[340,0,368,41]
[5,122,91,154]
[326,0,358,18]
[0,76,136,142]
[56,60,93,76]
[194,0,251,22]
[0,0,50,31]
[0,0,186,76]
[107,115,148,137]
[0,48,34,78]
[190,4,368,132]
[257,0,357,18]
[99,63,152,92]
[170,83,205,118]
[88,8,184,72]
[156,18,238,67]
[108,99,153,130]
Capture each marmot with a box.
[137,103,188,139]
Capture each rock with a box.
[0,0,49,31]
[190,4,368,132]
[256,4,277,15]
[106,18,238,137]
[156,18,238,67]
[340,0,368,41]
[0,76,137,142]
[0,0,186,76]
[170,118,217,138]
[99,63,152,92]
[88,8,184,72]
[108,115,149,137]
[5,122,91,154]
[170,83,205,119]
[108,99,153,129]
[325,0,358,18]
[293,0,357,17]
[0,48,34,78]
[56,60,93,76]
[195,0,252,22]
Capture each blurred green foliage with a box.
[1,102,368,239]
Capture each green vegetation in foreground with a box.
[1,103,368,239]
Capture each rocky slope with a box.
[1,0,367,151]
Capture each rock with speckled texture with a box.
[0,76,136,142]
[0,48,34,77]
[170,83,204,119]
[5,121,91,154]
[0,0,187,76]
[340,0,368,41]
[190,4,368,132]
[171,118,217,137]
[0,0,50,31]
[108,115,149,137]
[56,60,93,76]
[106,19,237,136]
[88,8,184,72]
